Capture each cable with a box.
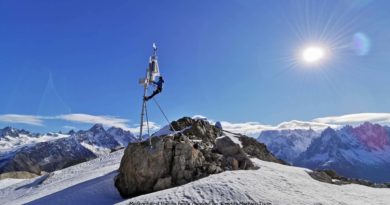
[151,97,178,133]
[146,87,190,139]
[144,100,152,146]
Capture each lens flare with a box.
[353,32,371,56]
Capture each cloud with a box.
[2,112,390,136]
[220,121,274,136]
[63,125,77,130]
[0,114,44,126]
[127,122,161,134]
[275,120,338,130]
[313,113,390,125]
[192,115,208,120]
[219,113,390,136]
[0,113,161,134]
[56,114,130,129]
[219,120,337,136]
[56,114,160,134]
[193,114,336,137]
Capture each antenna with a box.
[152,43,157,57]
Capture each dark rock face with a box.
[239,134,286,164]
[115,117,283,198]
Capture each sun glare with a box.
[302,46,325,63]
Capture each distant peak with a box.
[107,126,120,131]
[322,127,336,135]
[215,121,223,130]
[362,121,374,126]
[89,124,105,132]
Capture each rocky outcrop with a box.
[308,169,390,188]
[0,171,39,179]
[239,133,286,164]
[115,117,283,198]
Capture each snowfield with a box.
[0,133,70,153]
[118,158,390,205]
[1,149,390,205]
[0,150,124,205]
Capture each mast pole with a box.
[138,74,148,141]
[138,43,157,141]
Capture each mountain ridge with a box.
[0,124,136,175]
[258,122,390,182]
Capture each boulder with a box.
[115,134,209,198]
[153,176,172,191]
[115,117,283,198]
[215,136,254,170]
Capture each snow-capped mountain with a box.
[258,122,390,183]
[0,125,136,175]
[0,127,68,152]
[295,122,390,183]
[257,129,320,162]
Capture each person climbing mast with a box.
[145,76,164,101]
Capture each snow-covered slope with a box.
[1,149,389,205]
[0,150,124,205]
[119,158,390,205]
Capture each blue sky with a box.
[1,0,390,133]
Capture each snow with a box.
[260,130,319,151]
[152,125,192,137]
[80,142,111,156]
[151,125,172,137]
[192,115,208,121]
[0,150,124,205]
[218,131,243,147]
[1,146,390,205]
[0,133,69,153]
[0,178,26,190]
[118,159,390,205]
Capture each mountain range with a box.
[2,119,390,183]
[1,118,389,205]
[258,122,390,183]
[0,125,137,175]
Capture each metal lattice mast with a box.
[138,43,158,141]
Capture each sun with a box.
[302,46,326,63]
